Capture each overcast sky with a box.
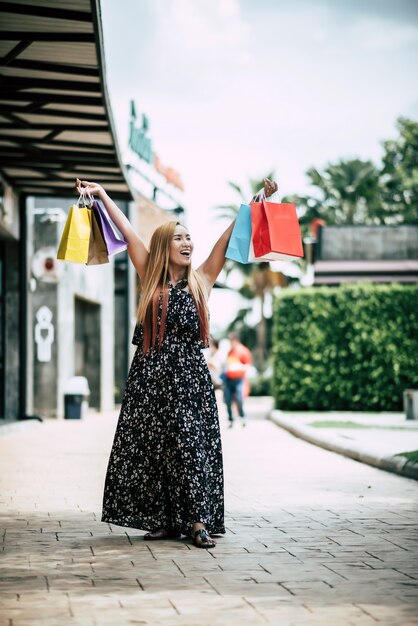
[100,0,418,328]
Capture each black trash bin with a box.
[63,376,90,419]
[64,394,83,420]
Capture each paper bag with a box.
[225,204,252,264]
[57,205,92,263]
[93,200,128,256]
[87,210,109,265]
[250,200,304,262]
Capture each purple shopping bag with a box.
[92,200,128,256]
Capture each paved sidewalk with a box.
[1,403,417,626]
[270,411,418,481]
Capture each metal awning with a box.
[0,0,133,199]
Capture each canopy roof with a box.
[0,0,132,199]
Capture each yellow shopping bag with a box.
[57,205,92,263]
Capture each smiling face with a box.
[169,224,194,268]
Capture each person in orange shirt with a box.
[223,333,252,428]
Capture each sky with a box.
[100,0,418,330]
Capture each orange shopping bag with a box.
[250,200,304,262]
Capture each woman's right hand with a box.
[76,178,105,198]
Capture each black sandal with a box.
[193,528,216,549]
[143,528,181,541]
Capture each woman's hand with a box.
[75,178,105,198]
[264,177,278,198]
[75,178,150,281]
[251,178,279,202]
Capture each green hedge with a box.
[249,374,272,396]
[272,283,418,411]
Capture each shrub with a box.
[272,283,418,411]
[249,375,272,396]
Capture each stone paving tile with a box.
[1,410,417,625]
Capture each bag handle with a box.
[76,188,94,208]
[251,187,280,204]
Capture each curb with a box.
[269,410,418,482]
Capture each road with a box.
[0,403,417,625]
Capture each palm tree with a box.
[215,173,284,369]
[284,159,381,233]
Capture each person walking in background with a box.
[224,333,252,428]
[75,177,278,550]
[205,337,223,390]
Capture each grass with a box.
[308,421,418,431]
[397,450,418,463]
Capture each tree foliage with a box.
[283,117,418,232]
[283,159,381,231]
[215,172,279,369]
[380,117,418,224]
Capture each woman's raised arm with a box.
[77,179,149,281]
[197,178,279,290]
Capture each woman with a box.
[76,177,278,549]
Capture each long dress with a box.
[101,280,225,536]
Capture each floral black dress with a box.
[101,280,225,536]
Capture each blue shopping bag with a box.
[225,204,252,264]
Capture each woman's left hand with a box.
[264,177,278,197]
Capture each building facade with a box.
[0,1,135,420]
[0,1,186,421]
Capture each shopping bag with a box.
[87,210,109,265]
[93,200,128,256]
[250,200,304,262]
[57,205,92,263]
[225,204,252,264]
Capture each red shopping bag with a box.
[250,200,304,261]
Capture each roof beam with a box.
[0,123,108,132]
[0,160,64,170]
[9,177,126,185]
[6,170,62,181]
[42,129,62,143]
[0,160,121,175]
[2,41,32,66]
[18,187,132,200]
[1,76,100,93]
[0,92,103,105]
[23,102,48,113]
[0,2,92,22]
[0,148,117,165]
[0,58,99,77]
[2,136,115,152]
[0,105,106,121]
[0,111,32,128]
[0,32,95,42]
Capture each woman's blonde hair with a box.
[137,221,209,355]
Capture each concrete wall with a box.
[2,241,20,419]
[0,180,21,419]
[318,225,418,261]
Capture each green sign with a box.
[129,100,153,164]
